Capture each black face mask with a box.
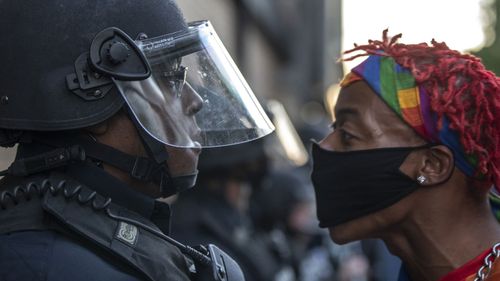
[311,142,430,228]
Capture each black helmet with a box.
[197,136,269,184]
[0,0,274,148]
[0,0,187,132]
[0,0,275,197]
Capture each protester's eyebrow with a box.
[334,107,361,123]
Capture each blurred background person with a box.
[250,168,340,281]
[170,135,285,281]
[171,102,308,281]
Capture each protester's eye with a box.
[332,120,356,145]
[339,129,355,145]
[330,122,337,131]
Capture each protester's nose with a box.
[318,131,337,151]
[182,83,204,116]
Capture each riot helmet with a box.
[0,0,274,196]
[0,0,273,147]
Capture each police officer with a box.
[0,1,274,281]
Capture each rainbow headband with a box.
[341,55,478,178]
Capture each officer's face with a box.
[163,82,203,177]
[92,83,203,197]
[125,71,204,148]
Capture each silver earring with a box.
[417,175,427,184]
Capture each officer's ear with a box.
[84,109,128,136]
[416,145,454,186]
[85,120,109,136]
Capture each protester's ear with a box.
[416,145,454,186]
[399,145,454,186]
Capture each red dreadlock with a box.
[343,30,500,188]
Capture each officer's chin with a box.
[164,143,200,174]
[172,172,198,191]
[157,171,199,199]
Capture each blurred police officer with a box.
[0,1,274,280]
[171,138,283,281]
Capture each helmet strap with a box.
[124,109,198,197]
[10,132,177,197]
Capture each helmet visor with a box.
[114,21,274,148]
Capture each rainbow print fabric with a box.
[340,55,477,178]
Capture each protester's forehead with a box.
[336,81,424,142]
[336,81,395,119]
[335,82,369,117]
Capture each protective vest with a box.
[0,172,192,281]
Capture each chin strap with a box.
[5,132,190,197]
[11,133,168,180]
[133,126,198,197]
[73,135,174,192]
[3,108,198,197]
[0,144,86,177]
[126,109,198,197]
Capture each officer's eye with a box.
[161,66,188,96]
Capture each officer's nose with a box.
[182,83,203,116]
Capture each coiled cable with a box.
[0,178,211,266]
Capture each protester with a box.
[311,30,500,281]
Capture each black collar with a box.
[16,140,172,234]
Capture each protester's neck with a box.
[382,191,500,281]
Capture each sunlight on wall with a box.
[342,0,487,72]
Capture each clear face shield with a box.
[113,21,274,148]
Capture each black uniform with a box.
[171,188,283,281]
[0,159,192,281]
[0,1,272,280]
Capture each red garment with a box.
[439,247,500,281]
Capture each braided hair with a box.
[343,30,500,188]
